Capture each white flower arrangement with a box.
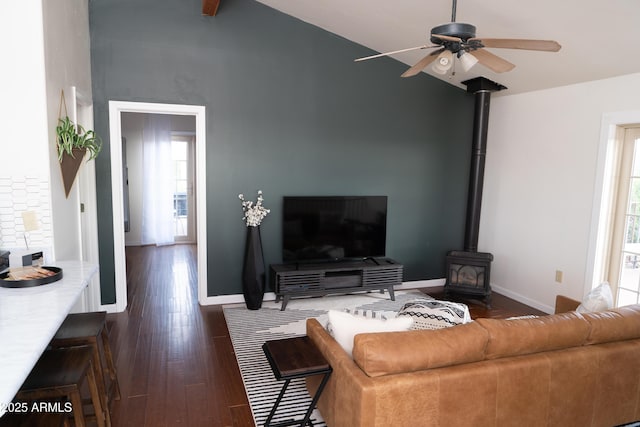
[238,190,270,227]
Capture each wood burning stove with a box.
[445,250,493,305]
[444,77,505,307]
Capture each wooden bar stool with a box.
[15,346,105,427]
[50,311,120,420]
[0,410,69,427]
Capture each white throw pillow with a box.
[326,310,413,357]
[396,298,471,330]
[577,282,614,313]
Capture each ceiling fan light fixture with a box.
[459,51,479,72]
[432,50,453,75]
[354,0,562,79]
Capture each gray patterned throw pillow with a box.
[397,298,471,330]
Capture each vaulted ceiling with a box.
[212,0,640,96]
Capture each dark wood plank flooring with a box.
[106,245,545,426]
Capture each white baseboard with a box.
[396,278,445,290]
[108,277,553,314]
[400,279,554,314]
[490,284,554,314]
[198,292,280,306]
[198,279,445,307]
[99,303,121,314]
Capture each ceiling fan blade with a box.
[471,48,515,73]
[431,33,463,43]
[401,48,444,78]
[469,38,561,52]
[354,45,438,62]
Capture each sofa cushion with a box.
[397,298,471,330]
[352,321,489,377]
[326,310,413,357]
[476,312,590,359]
[582,304,640,345]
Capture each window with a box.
[607,127,640,306]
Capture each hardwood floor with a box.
[425,287,547,319]
[106,245,546,426]
[107,245,252,427]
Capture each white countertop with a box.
[0,261,98,417]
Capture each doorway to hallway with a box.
[121,113,197,246]
[108,101,207,313]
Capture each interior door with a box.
[172,134,196,243]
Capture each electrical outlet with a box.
[555,270,563,284]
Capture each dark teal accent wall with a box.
[89,0,474,303]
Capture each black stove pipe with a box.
[461,77,506,252]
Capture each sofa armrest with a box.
[306,318,378,427]
[555,295,580,314]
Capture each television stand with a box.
[269,258,403,310]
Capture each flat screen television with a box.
[282,196,387,263]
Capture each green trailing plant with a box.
[55,116,103,162]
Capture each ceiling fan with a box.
[355,0,561,77]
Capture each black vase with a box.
[242,226,265,310]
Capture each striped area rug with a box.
[223,290,426,426]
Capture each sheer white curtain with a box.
[141,115,175,246]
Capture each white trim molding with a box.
[585,110,640,300]
[199,278,446,306]
[107,101,207,312]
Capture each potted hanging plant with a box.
[55,116,103,198]
[56,116,102,161]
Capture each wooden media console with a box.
[269,258,403,310]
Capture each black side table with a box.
[262,336,332,427]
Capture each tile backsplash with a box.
[0,176,53,249]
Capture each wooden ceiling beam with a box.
[202,0,220,16]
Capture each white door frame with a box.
[107,101,207,312]
[74,86,102,312]
[587,110,640,297]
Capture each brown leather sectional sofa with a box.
[306,299,640,426]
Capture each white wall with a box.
[0,1,92,266]
[480,72,640,312]
[0,2,52,253]
[121,113,144,246]
[0,3,49,176]
[42,0,93,261]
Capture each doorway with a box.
[108,101,207,312]
[606,127,640,305]
[587,110,640,308]
[73,86,102,312]
[120,113,197,246]
[171,134,197,243]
